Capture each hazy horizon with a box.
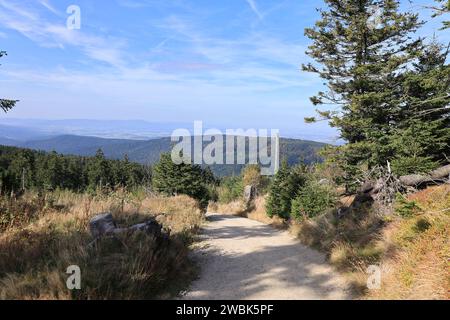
[0,117,341,143]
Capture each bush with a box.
[241,165,270,194]
[217,176,244,203]
[395,193,423,218]
[152,153,213,210]
[266,162,306,219]
[291,181,337,220]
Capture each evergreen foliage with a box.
[0,145,149,193]
[266,161,307,219]
[430,0,449,29]
[291,180,337,220]
[303,0,449,188]
[217,176,244,204]
[152,153,213,209]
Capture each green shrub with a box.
[395,193,423,218]
[266,162,306,219]
[291,181,337,220]
[241,165,271,195]
[152,153,212,210]
[217,176,244,203]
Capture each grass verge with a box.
[0,190,204,300]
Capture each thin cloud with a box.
[245,0,263,20]
[38,0,59,15]
[0,1,126,67]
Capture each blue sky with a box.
[0,0,448,141]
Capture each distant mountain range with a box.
[0,119,192,140]
[0,121,328,176]
[0,118,340,143]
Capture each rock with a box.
[89,213,117,238]
[244,185,256,203]
[114,218,163,238]
[89,213,167,242]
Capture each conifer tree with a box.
[87,149,111,189]
[390,41,450,174]
[152,153,211,208]
[303,0,431,186]
[266,161,306,219]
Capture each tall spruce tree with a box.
[303,0,426,187]
[87,149,111,189]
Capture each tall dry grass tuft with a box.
[0,190,204,300]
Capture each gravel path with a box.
[183,213,351,300]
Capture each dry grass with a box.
[0,190,204,300]
[208,200,248,216]
[366,185,450,300]
[292,185,450,299]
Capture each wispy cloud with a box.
[0,1,318,103]
[38,0,59,15]
[0,0,126,67]
[245,0,263,20]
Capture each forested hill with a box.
[0,145,150,193]
[0,134,327,176]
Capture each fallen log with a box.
[399,164,450,187]
[359,164,450,191]
[399,174,432,187]
[431,164,450,180]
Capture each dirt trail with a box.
[183,213,351,300]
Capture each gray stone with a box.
[89,213,117,238]
[244,185,256,203]
[89,213,166,242]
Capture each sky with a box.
[0,0,448,141]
